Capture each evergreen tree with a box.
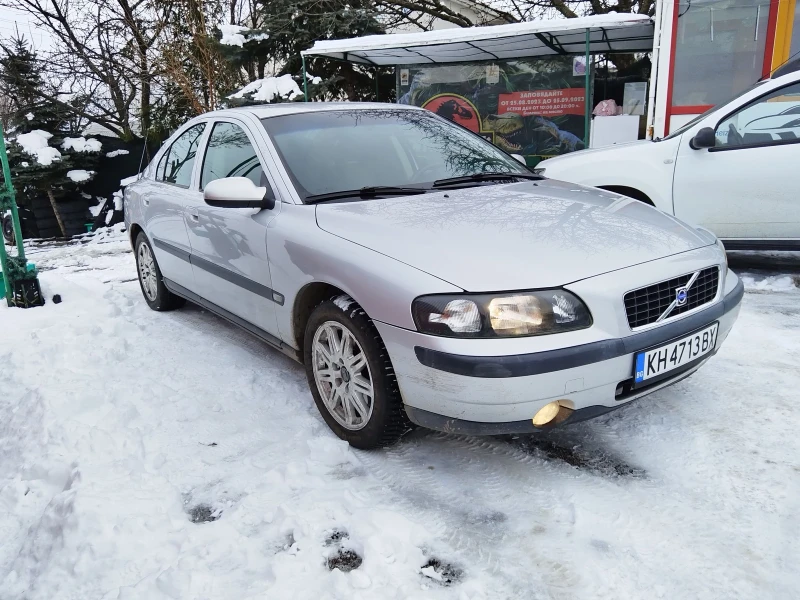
[0,36,100,237]
[239,0,395,102]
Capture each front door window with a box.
[714,82,800,147]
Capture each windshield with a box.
[662,80,768,140]
[261,108,529,201]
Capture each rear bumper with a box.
[375,272,743,434]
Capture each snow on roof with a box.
[229,75,302,103]
[303,14,654,65]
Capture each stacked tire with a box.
[27,197,91,239]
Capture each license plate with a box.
[634,323,719,384]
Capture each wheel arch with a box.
[128,222,145,249]
[292,281,350,359]
[597,185,655,206]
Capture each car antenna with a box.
[136,127,149,180]
[763,50,800,80]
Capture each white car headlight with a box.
[716,237,728,269]
[412,290,592,338]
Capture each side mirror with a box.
[510,153,527,165]
[204,177,275,210]
[690,127,716,150]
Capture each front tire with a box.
[304,297,409,449]
[135,232,185,311]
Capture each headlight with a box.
[412,290,592,338]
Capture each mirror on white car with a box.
[689,127,717,150]
[204,177,274,209]
[510,153,527,165]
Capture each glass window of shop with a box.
[672,0,771,107]
[791,1,800,59]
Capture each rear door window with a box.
[162,124,206,187]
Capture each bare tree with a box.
[1,0,172,139]
[375,0,655,30]
[158,0,239,115]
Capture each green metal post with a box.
[0,125,24,260]
[375,67,379,100]
[584,28,591,147]
[302,54,309,102]
[0,122,43,307]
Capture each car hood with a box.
[539,139,653,167]
[315,179,712,291]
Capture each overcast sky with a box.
[0,6,55,51]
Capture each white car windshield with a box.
[261,108,531,201]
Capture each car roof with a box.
[199,102,426,120]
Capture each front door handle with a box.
[189,209,199,222]
[142,197,150,206]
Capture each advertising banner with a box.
[398,57,591,165]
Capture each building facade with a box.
[652,0,800,137]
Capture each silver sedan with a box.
[124,103,743,448]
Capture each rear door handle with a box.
[142,198,150,206]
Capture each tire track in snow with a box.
[355,431,595,595]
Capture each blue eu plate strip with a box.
[635,353,645,383]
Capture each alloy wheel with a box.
[137,242,158,301]
[312,321,374,431]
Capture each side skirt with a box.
[163,278,302,364]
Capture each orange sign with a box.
[498,89,585,118]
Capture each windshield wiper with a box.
[432,172,543,188]
[305,186,428,204]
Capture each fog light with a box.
[532,399,575,428]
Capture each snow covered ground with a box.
[1,229,799,600]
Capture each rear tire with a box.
[2,214,13,245]
[304,297,410,449]
[134,232,185,311]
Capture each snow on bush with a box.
[228,74,301,103]
[219,24,269,46]
[220,24,248,46]
[15,130,62,166]
[106,149,129,158]
[67,169,94,183]
[62,137,102,153]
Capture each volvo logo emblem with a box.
[675,287,688,306]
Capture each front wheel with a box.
[304,298,410,449]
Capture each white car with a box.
[537,70,800,250]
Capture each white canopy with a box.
[302,14,654,66]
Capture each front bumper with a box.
[375,266,743,435]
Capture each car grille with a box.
[624,267,720,329]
